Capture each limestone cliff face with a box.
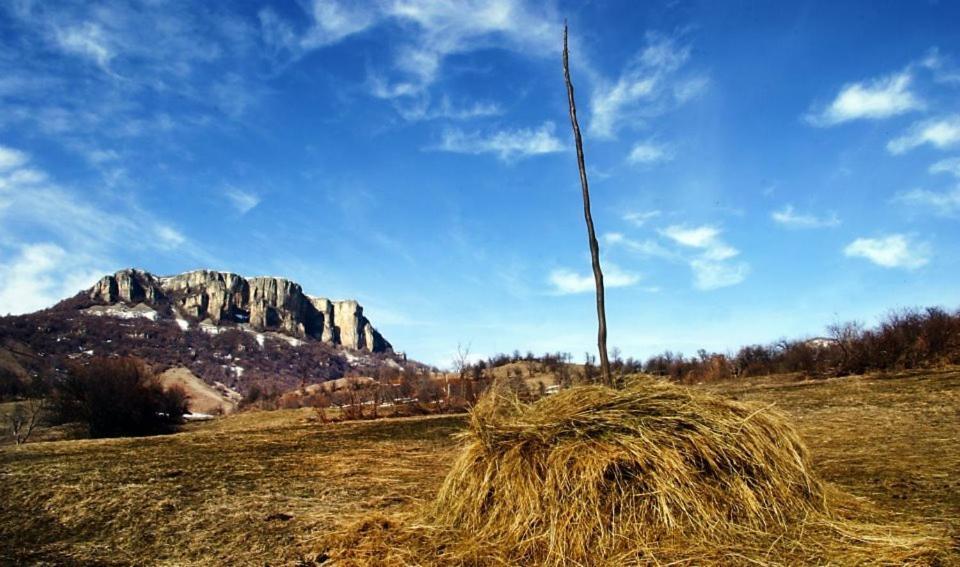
[88,269,392,353]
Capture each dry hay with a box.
[319,376,949,565]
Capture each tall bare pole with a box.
[563,23,611,386]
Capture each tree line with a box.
[465,306,960,384]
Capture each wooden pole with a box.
[562,23,611,386]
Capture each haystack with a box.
[431,376,827,564]
[320,376,946,565]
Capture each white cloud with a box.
[155,225,186,249]
[660,224,747,290]
[300,0,376,49]
[435,122,564,161]
[393,95,503,122]
[844,234,930,269]
[806,72,922,126]
[623,210,661,227]
[548,269,595,295]
[6,1,263,142]
[674,77,709,103]
[603,232,673,258]
[923,47,960,85]
[589,33,705,139]
[211,73,264,120]
[262,0,559,98]
[225,187,261,214]
[627,141,673,164]
[0,243,104,315]
[887,115,960,154]
[258,8,299,54]
[0,168,47,190]
[689,258,749,290]
[893,187,960,217]
[930,157,960,177]
[379,0,557,92]
[548,263,640,295]
[84,148,120,164]
[660,224,721,248]
[0,146,29,170]
[771,205,840,228]
[0,145,203,271]
[599,223,748,291]
[55,22,114,69]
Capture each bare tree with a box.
[4,398,46,447]
[453,342,474,401]
[563,23,611,386]
[827,320,864,375]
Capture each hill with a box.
[0,269,411,397]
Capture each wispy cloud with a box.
[262,0,559,99]
[771,204,840,228]
[893,187,960,217]
[660,224,748,290]
[392,95,503,122]
[806,71,922,126]
[225,187,262,214]
[0,145,204,293]
[55,22,115,70]
[627,140,674,165]
[922,47,960,85]
[661,225,723,249]
[930,156,960,177]
[603,232,673,258]
[0,243,105,315]
[688,259,749,291]
[3,0,262,153]
[548,263,640,295]
[622,210,662,227]
[434,122,564,161]
[589,33,706,139]
[299,0,376,50]
[887,115,960,154]
[154,225,187,249]
[0,146,28,170]
[83,148,121,165]
[844,234,930,269]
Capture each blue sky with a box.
[1,1,959,367]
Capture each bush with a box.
[640,306,960,381]
[50,357,188,438]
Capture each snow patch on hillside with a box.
[83,303,158,321]
[199,321,223,335]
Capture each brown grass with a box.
[323,376,950,565]
[0,410,463,565]
[2,368,959,565]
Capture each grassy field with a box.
[2,368,959,565]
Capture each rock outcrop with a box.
[88,269,391,353]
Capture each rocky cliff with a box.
[88,269,391,353]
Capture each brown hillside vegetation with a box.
[2,369,959,565]
[157,367,240,415]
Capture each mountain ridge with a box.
[84,268,391,353]
[0,268,409,397]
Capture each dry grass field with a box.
[2,368,959,565]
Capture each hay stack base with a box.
[320,377,948,566]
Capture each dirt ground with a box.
[1,368,958,565]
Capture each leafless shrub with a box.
[3,397,46,446]
[49,356,188,438]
